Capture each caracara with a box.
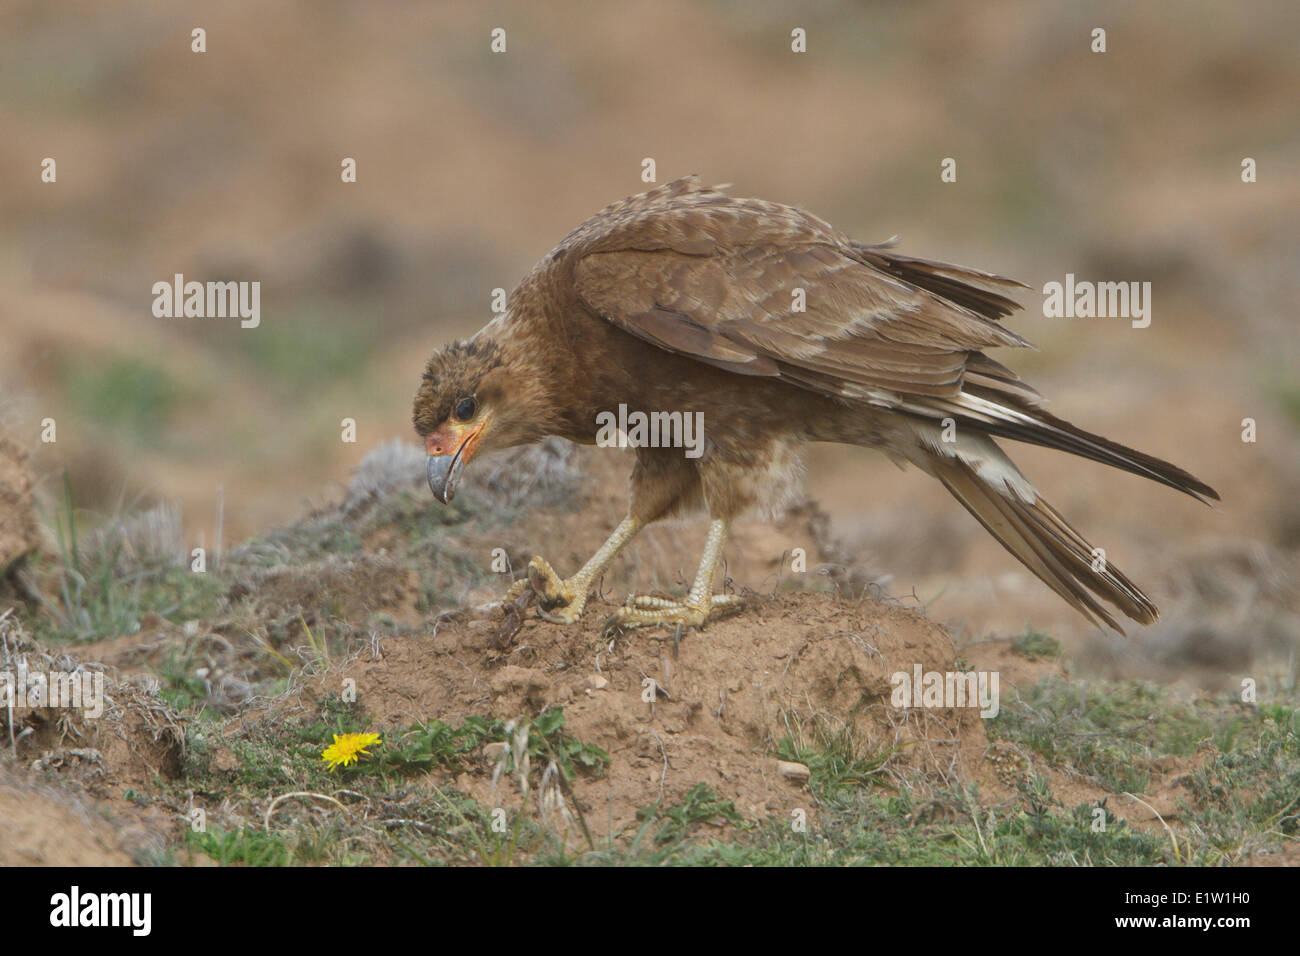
[413,177,1217,633]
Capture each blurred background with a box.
[2,0,1297,650]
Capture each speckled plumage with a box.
[413,177,1218,632]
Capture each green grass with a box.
[1181,702,1300,862]
[31,476,228,643]
[36,475,140,641]
[187,827,297,866]
[987,674,1244,794]
[168,695,615,866]
[138,565,228,622]
[232,303,375,394]
[634,783,748,847]
[568,776,1168,866]
[1011,628,1061,661]
[61,356,188,446]
[316,706,610,784]
[157,645,212,713]
[186,821,370,866]
[1276,385,1300,430]
[774,716,898,804]
[182,694,607,797]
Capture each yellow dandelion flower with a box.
[321,732,382,771]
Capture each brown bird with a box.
[413,177,1217,633]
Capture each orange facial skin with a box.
[424,416,490,503]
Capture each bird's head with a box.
[412,336,543,504]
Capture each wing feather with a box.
[574,241,1029,399]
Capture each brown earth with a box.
[3,582,1240,863]
[0,435,41,577]
[0,608,186,865]
[0,773,134,866]
[282,592,996,838]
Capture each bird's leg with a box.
[605,518,743,632]
[513,516,644,624]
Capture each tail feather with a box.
[911,386,1221,505]
[844,248,1219,506]
[915,434,1158,632]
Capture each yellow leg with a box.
[512,516,644,624]
[605,518,743,632]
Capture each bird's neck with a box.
[475,311,568,445]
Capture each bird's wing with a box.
[573,239,1033,403]
[572,226,1217,504]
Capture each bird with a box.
[412,176,1218,634]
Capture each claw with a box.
[501,554,593,624]
[499,576,534,605]
[526,556,572,609]
[538,603,584,625]
[604,593,744,633]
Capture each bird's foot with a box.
[603,593,744,634]
[507,555,592,624]
[481,576,537,616]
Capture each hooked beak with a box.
[426,450,464,504]
[425,420,487,504]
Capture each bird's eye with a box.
[454,397,477,422]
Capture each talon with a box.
[611,603,707,631]
[492,517,646,628]
[628,593,676,609]
[509,554,594,624]
[710,593,745,614]
[602,604,692,635]
[539,605,582,625]
[500,577,533,605]
[604,593,742,633]
[527,556,570,608]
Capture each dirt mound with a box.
[0,609,186,863]
[285,591,997,837]
[0,436,40,578]
[0,772,134,866]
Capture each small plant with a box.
[1011,629,1060,661]
[636,782,749,847]
[187,828,294,867]
[988,675,1220,794]
[529,707,610,778]
[775,714,898,803]
[321,732,383,771]
[39,473,143,642]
